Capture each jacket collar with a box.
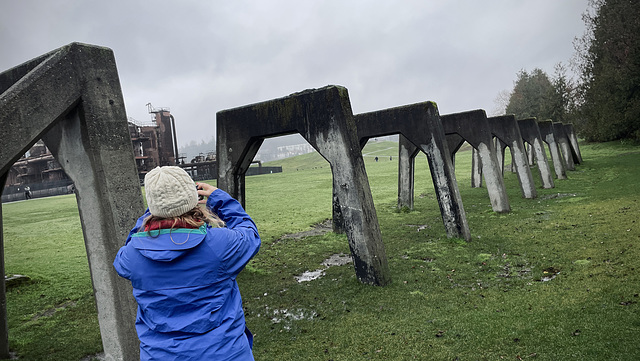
[130,225,208,251]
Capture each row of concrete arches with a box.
[0,43,581,360]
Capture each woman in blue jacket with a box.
[113,166,261,360]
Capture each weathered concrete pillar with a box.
[526,142,535,166]
[471,147,483,187]
[354,102,470,241]
[445,133,484,187]
[563,123,583,164]
[517,118,555,188]
[553,122,576,171]
[488,115,537,199]
[445,133,464,168]
[494,139,505,174]
[217,86,390,286]
[0,43,142,360]
[441,110,510,213]
[0,175,8,359]
[537,120,567,180]
[397,135,419,210]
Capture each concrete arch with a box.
[483,115,537,199]
[441,110,510,213]
[517,118,555,188]
[537,120,568,180]
[216,86,390,286]
[553,122,576,171]
[353,102,471,242]
[1,43,142,360]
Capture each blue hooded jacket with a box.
[113,189,261,360]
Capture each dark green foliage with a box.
[573,0,640,141]
[505,67,571,123]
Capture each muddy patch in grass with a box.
[280,219,333,241]
[295,253,353,283]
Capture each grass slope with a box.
[1,140,639,360]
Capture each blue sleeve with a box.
[114,208,150,278]
[206,189,261,276]
[113,247,131,279]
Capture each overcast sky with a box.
[1,0,589,148]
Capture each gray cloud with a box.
[0,0,589,146]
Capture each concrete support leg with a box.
[548,140,567,179]
[397,135,417,210]
[509,139,537,199]
[0,174,9,359]
[494,138,505,174]
[316,132,390,286]
[477,142,510,212]
[471,147,483,187]
[559,138,576,171]
[531,138,555,188]
[527,143,534,166]
[445,134,464,170]
[564,124,583,164]
[43,111,142,361]
[421,134,471,241]
[0,43,142,360]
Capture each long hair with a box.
[139,206,225,232]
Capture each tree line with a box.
[501,0,639,142]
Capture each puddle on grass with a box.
[294,253,352,283]
[541,272,559,282]
[295,269,326,282]
[260,307,318,330]
[540,267,561,282]
[540,193,578,200]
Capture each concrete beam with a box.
[1,43,143,360]
[441,110,510,213]
[354,101,471,241]
[216,86,391,286]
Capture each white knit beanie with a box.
[144,166,198,218]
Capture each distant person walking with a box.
[114,166,261,360]
[24,186,32,200]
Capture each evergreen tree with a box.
[505,68,555,120]
[548,63,575,124]
[573,0,640,141]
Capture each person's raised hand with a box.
[196,182,218,204]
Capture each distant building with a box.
[129,105,180,179]
[2,140,74,202]
[2,106,181,201]
[2,106,281,202]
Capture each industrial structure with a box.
[2,105,281,202]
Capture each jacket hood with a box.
[128,225,208,262]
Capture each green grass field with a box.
[1,140,639,360]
